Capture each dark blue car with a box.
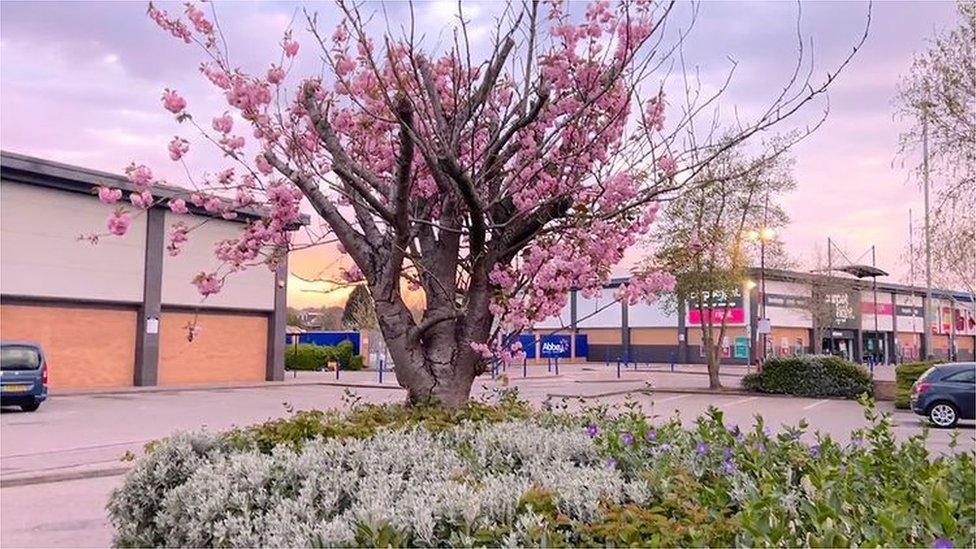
[910,362,976,428]
[0,342,48,412]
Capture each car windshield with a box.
[0,346,41,370]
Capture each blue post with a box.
[379,357,384,384]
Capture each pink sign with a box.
[688,308,745,325]
[860,302,894,315]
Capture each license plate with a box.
[2,384,31,393]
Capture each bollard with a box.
[335,360,340,380]
[547,358,552,373]
[554,357,559,375]
[523,356,528,378]
[379,357,384,384]
[616,360,621,379]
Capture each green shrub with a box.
[333,340,356,369]
[285,342,364,371]
[284,344,332,371]
[109,395,975,548]
[895,361,943,409]
[742,354,872,398]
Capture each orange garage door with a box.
[158,310,268,385]
[0,302,136,389]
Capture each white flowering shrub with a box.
[109,421,645,547]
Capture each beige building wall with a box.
[1,181,146,302]
[161,211,277,311]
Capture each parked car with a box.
[910,362,976,428]
[0,342,48,412]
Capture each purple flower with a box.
[620,432,634,446]
[851,437,864,448]
[696,442,709,455]
[810,445,821,458]
[606,458,617,469]
[660,443,673,452]
[723,448,733,461]
[586,424,599,438]
[646,429,657,442]
[763,427,772,437]
[723,459,737,475]
[756,442,766,453]
[934,538,954,549]
[727,424,740,436]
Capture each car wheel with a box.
[20,401,40,412]
[928,402,958,428]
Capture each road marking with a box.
[653,394,692,404]
[803,399,831,411]
[721,396,759,408]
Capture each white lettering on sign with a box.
[541,341,567,354]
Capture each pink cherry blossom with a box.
[657,155,678,176]
[168,198,189,215]
[184,3,213,35]
[129,190,153,209]
[193,272,223,296]
[267,65,286,85]
[125,163,153,190]
[220,135,245,151]
[97,186,123,204]
[255,154,273,175]
[107,210,132,236]
[282,38,300,57]
[168,137,190,161]
[167,222,190,256]
[212,113,233,134]
[469,342,494,359]
[161,89,187,114]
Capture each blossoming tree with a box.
[97,0,866,406]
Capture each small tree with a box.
[342,285,378,331]
[91,1,866,406]
[897,0,976,299]
[650,142,795,388]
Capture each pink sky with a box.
[0,1,958,307]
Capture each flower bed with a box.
[108,394,974,548]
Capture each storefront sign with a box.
[687,290,745,325]
[860,302,894,315]
[734,336,749,359]
[765,294,809,308]
[539,334,572,358]
[816,290,859,329]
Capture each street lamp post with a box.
[748,228,775,363]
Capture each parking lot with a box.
[2,367,972,548]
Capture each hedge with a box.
[284,342,365,371]
[742,354,872,398]
[895,361,942,409]
[109,394,975,548]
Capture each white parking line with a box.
[651,394,693,404]
[721,396,759,408]
[803,399,831,411]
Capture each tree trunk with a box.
[372,293,486,407]
[706,342,723,389]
